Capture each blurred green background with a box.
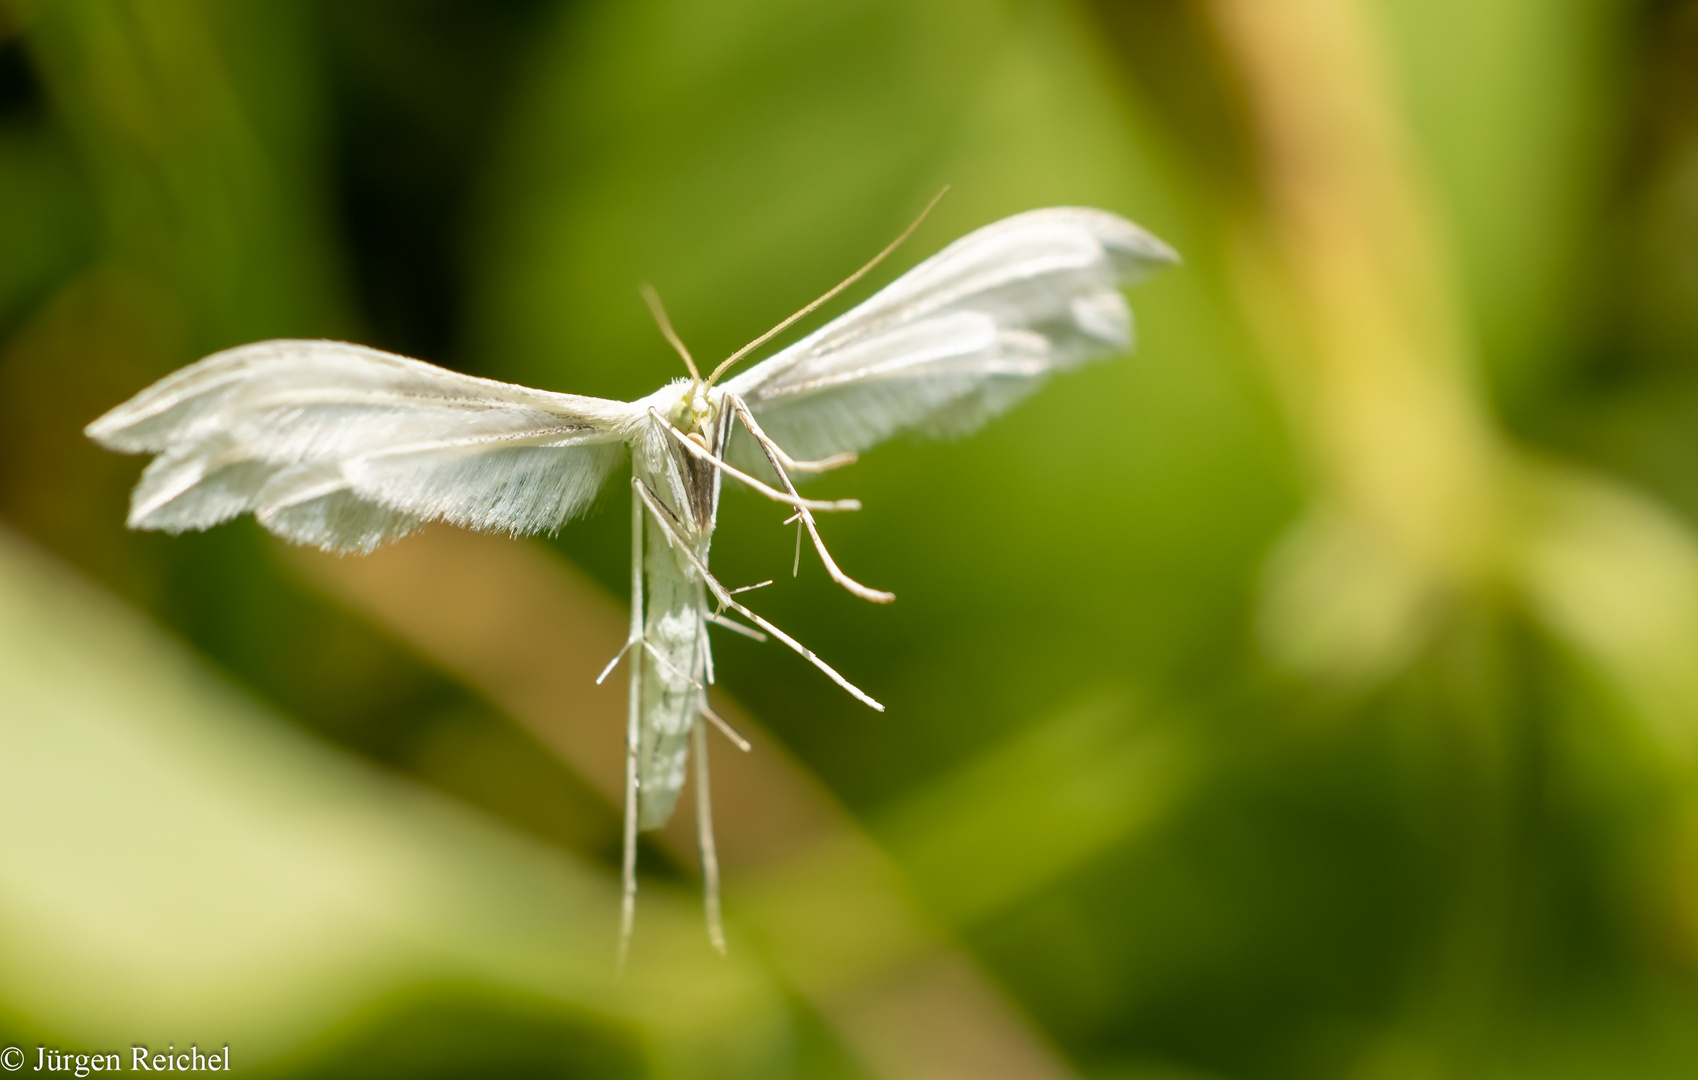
[4,0,1698,1076]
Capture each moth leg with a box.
[599,481,653,686]
[783,450,857,473]
[595,636,640,685]
[694,719,727,954]
[705,609,767,642]
[728,394,895,605]
[698,604,716,685]
[619,478,646,971]
[643,640,706,690]
[636,478,885,711]
[765,442,857,475]
[701,700,753,752]
[650,409,860,513]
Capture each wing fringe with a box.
[89,339,636,553]
[720,207,1174,463]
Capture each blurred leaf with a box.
[877,691,1201,926]
[0,118,95,335]
[0,523,787,1076]
[1372,0,1625,401]
[16,0,346,350]
[1516,458,1698,762]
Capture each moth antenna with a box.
[705,185,950,387]
[640,283,703,389]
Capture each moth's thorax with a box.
[667,383,723,452]
[632,380,728,538]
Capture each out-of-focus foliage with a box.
[1,0,1697,1076]
[0,524,785,1077]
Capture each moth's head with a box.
[668,383,717,436]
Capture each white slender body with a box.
[627,391,730,828]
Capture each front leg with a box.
[726,394,894,605]
[651,407,859,513]
[635,477,884,711]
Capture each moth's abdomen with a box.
[636,543,707,830]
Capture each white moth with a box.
[86,204,1177,957]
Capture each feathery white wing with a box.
[87,339,641,553]
[718,207,1177,464]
